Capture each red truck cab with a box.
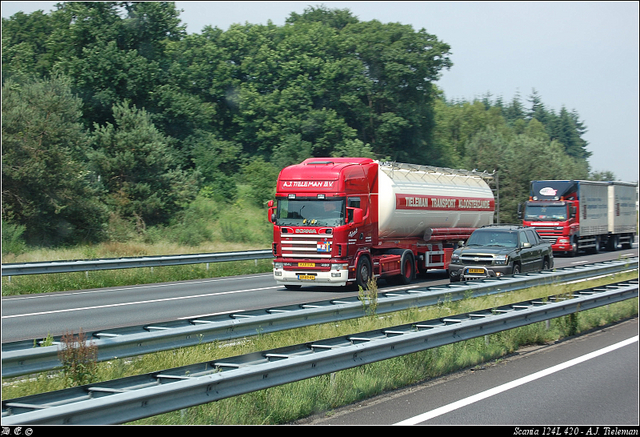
[268,158,378,289]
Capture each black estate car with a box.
[448,225,554,282]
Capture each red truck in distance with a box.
[268,158,495,289]
[520,180,637,255]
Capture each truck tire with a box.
[355,255,372,290]
[398,250,415,284]
[606,235,619,251]
[386,249,415,285]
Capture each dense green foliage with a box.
[2,2,599,249]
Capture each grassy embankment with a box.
[1,192,274,296]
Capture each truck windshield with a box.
[276,198,346,227]
[524,205,567,221]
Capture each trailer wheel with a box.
[355,256,372,290]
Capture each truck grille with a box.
[280,233,333,259]
[532,227,562,245]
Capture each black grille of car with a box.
[459,254,495,265]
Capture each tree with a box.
[551,106,591,160]
[341,18,452,162]
[89,101,199,228]
[2,75,107,245]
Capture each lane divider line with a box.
[394,335,639,425]
[1,286,281,319]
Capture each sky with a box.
[2,1,639,182]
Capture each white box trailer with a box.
[607,182,637,249]
[577,181,609,237]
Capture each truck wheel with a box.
[386,249,415,285]
[356,256,372,290]
[396,250,415,285]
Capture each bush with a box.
[172,221,213,247]
[58,330,98,387]
[2,220,28,255]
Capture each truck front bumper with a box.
[273,265,350,287]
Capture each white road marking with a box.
[3,273,274,301]
[1,286,280,319]
[394,336,639,425]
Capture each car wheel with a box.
[512,263,521,275]
[541,259,550,271]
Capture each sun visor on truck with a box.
[530,180,579,200]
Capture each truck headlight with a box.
[451,253,460,262]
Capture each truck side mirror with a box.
[517,203,523,220]
[570,205,576,218]
[267,200,276,224]
[347,207,364,224]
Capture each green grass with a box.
[2,271,637,425]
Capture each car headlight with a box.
[493,255,509,265]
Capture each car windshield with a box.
[524,204,567,221]
[466,230,518,248]
[276,198,345,227]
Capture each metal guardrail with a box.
[2,258,637,378]
[2,279,637,425]
[1,249,274,277]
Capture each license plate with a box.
[298,262,315,267]
[298,275,316,281]
[466,268,485,274]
